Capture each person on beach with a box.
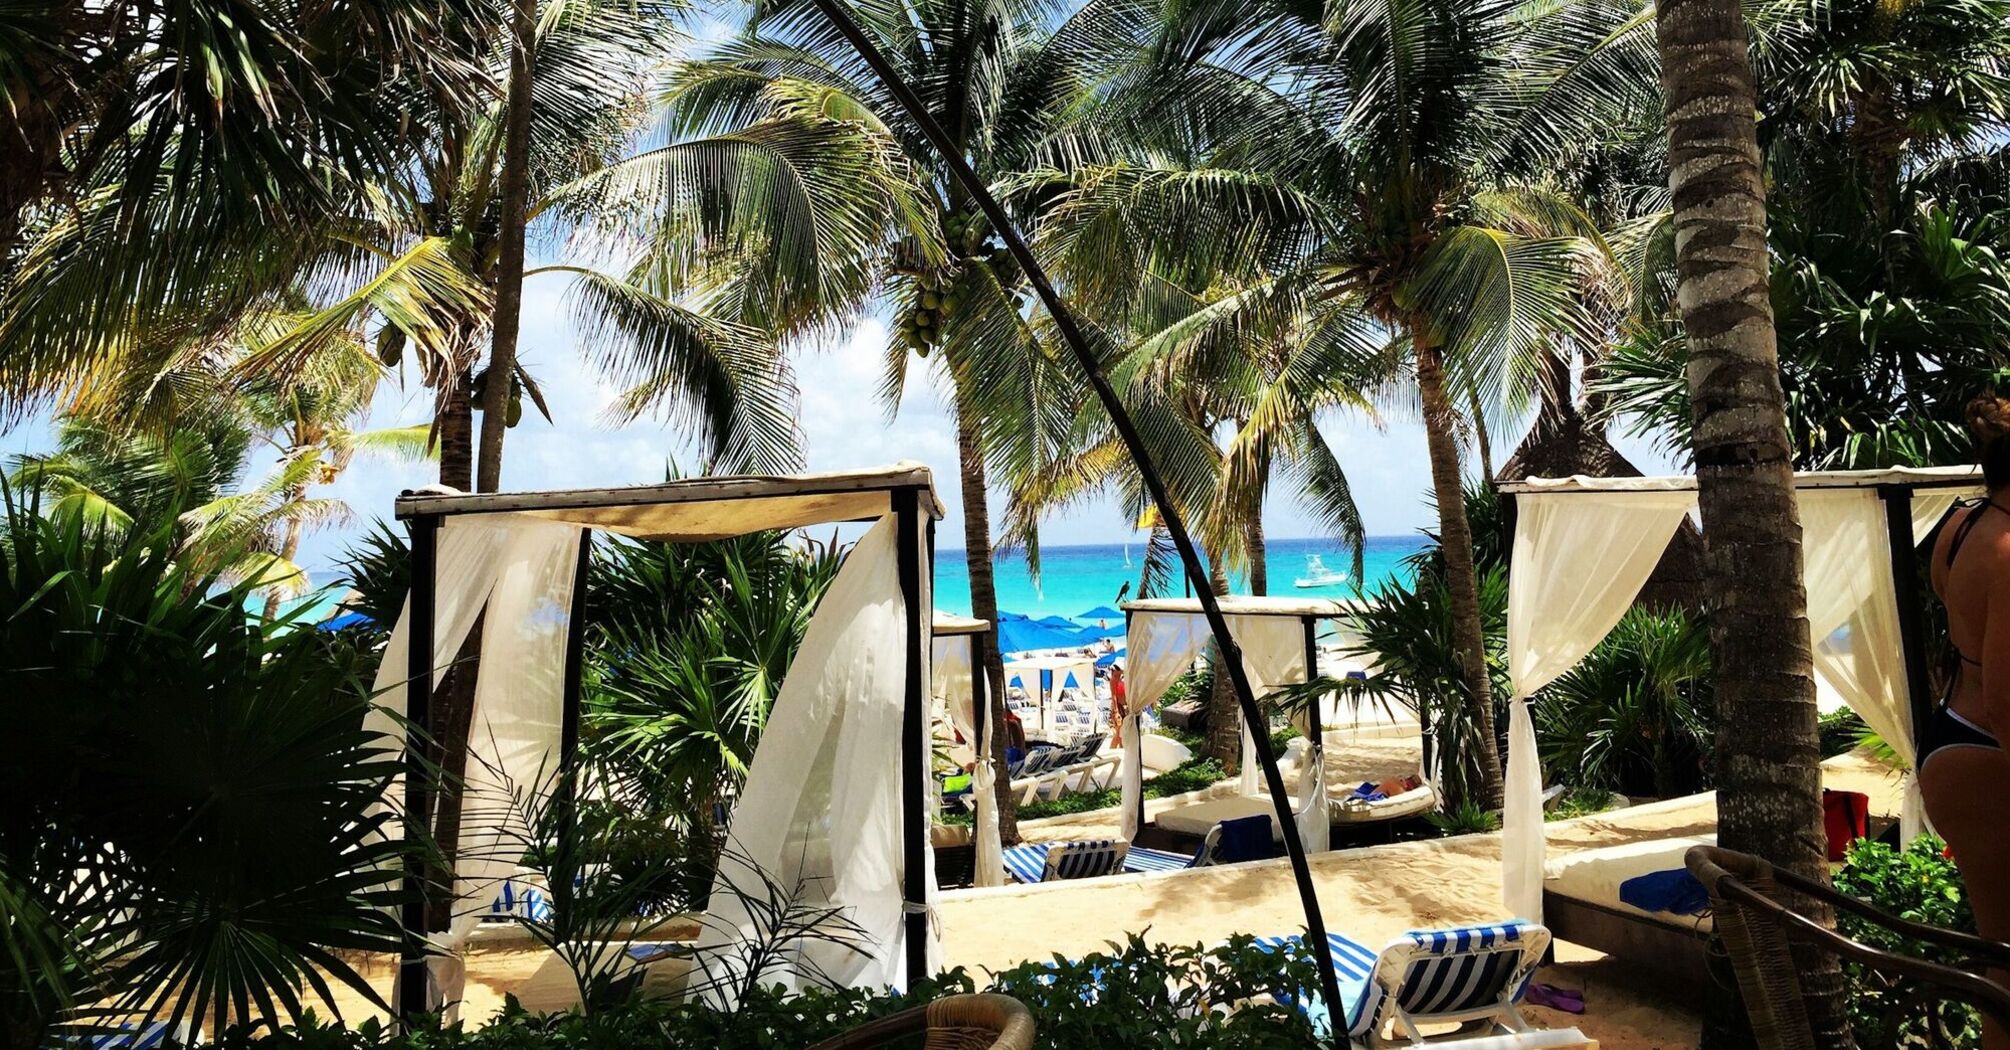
[1923,392,2010,1048]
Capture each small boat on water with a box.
[1293,554,1348,589]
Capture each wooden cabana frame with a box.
[1119,596,1377,834]
[391,465,944,1018]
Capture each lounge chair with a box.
[1041,840,1129,881]
[1023,733,1119,801]
[1195,814,1276,866]
[1255,920,1570,1047]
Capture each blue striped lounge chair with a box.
[1258,920,1557,1047]
[1041,839,1129,881]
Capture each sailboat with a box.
[1293,554,1348,589]
[1123,540,1132,567]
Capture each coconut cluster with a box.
[897,211,1022,355]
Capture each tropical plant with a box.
[1295,560,1510,813]
[1016,0,1648,806]
[583,531,846,847]
[1834,835,1984,1047]
[1535,608,1716,798]
[1578,0,2010,469]
[176,935,1325,1050]
[0,487,413,1049]
[0,0,488,325]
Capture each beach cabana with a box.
[1119,597,1357,850]
[932,613,1004,887]
[1002,654,1096,733]
[371,465,944,1017]
[1495,466,1984,922]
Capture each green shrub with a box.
[1833,836,1980,1046]
[1534,607,1714,798]
[196,937,1323,1050]
[1544,786,1623,822]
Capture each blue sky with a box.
[0,266,1682,589]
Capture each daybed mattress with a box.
[1155,795,1285,838]
[1543,833,1718,932]
[1330,784,1437,824]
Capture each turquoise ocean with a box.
[932,534,1428,618]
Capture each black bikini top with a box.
[1944,498,2010,667]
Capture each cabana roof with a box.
[1496,465,1980,494]
[1122,595,1369,617]
[393,462,943,541]
[933,612,990,636]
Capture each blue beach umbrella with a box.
[1033,614,1079,629]
[996,609,1029,621]
[318,611,375,632]
[1076,605,1124,620]
[1095,648,1125,668]
[996,620,1082,653]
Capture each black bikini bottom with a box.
[1918,705,2001,770]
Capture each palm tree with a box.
[999,257,1378,764]
[622,0,1146,838]
[7,418,343,597]
[1653,0,1848,1040]
[1025,0,1623,804]
[0,0,490,396]
[241,347,435,618]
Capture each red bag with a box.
[1822,789,1870,861]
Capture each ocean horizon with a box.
[931,534,1428,618]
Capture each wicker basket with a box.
[802,993,1034,1050]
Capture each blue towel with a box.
[1619,869,1710,916]
[1347,781,1387,802]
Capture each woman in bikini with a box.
[1924,392,2010,1047]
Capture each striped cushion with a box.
[1123,846,1194,873]
[1389,922,1529,1021]
[1000,843,1190,883]
[1047,840,1126,880]
[1249,932,1380,1035]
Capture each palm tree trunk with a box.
[956,402,1018,844]
[1205,559,1241,768]
[1247,513,1268,597]
[439,379,475,490]
[1466,385,1496,483]
[1414,336,1504,808]
[259,478,310,620]
[475,0,537,495]
[1655,1,1848,1043]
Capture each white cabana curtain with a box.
[698,515,936,1004]
[1504,492,1695,922]
[1229,615,1326,851]
[1800,491,1923,841]
[1119,611,1211,839]
[1911,491,1978,544]
[933,637,975,748]
[931,635,1003,888]
[369,514,584,1016]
